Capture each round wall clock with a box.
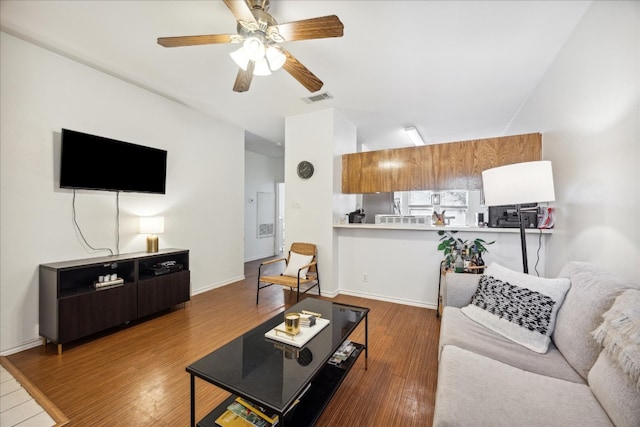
[297,160,315,179]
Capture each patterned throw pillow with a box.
[461,262,571,353]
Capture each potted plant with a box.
[436,230,494,270]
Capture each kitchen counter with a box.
[334,223,553,234]
[333,224,553,310]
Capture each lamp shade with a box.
[243,36,265,61]
[482,161,555,206]
[266,46,286,71]
[139,217,164,234]
[229,47,250,70]
[253,58,272,76]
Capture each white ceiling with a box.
[0,1,592,157]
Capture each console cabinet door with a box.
[58,283,137,344]
[137,271,190,318]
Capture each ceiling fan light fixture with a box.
[230,47,250,70]
[266,46,286,71]
[243,36,266,61]
[158,0,344,93]
[253,58,272,76]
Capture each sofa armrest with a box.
[443,272,481,308]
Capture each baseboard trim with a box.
[0,356,70,426]
[338,289,437,310]
[244,253,278,262]
[1,338,43,356]
[319,289,340,298]
[192,275,245,296]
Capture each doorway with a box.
[276,182,285,254]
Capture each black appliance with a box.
[60,128,167,194]
[348,209,366,223]
[488,204,538,228]
[144,261,183,276]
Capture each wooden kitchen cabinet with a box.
[342,133,541,193]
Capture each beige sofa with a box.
[434,261,640,427]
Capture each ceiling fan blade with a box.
[233,61,255,92]
[282,50,323,93]
[158,34,235,47]
[274,15,344,42]
[223,0,257,25]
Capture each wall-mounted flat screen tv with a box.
[60,128,167,194]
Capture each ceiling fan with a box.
[157,0,344,93]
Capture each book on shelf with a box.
[93,277,124,289]
[215,410,251,427]
[328,340,357,366]
[216,397,278,427]
[299,313,316,327]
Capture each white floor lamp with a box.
[482,161,556,274]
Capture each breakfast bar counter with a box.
[334,223,553,234]
[333,224,552,310]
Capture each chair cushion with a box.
[460,262,570,353]
[258,275,315,288]
[282,252,313,278]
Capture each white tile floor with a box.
[0,366,55,427]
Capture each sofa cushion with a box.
[434,345,613,427]
[589,352,640,427]
[553,261,640,380]
[592,289,640,389]
[439,306,584,383]
[442,271,480,308]
[461,263,570,353]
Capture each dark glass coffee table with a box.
[187,298,369,427]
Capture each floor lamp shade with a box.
[482,161,555,274]
[482,161,556,206]
[139,217,164,253]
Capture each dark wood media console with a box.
[39,248,190,354]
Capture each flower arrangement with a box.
[432,210,446,226]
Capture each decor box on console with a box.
[434,262,640,427]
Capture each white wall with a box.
[506,1,640,282]
[281,2,639,310]
[0,33,245,354]
[244,150,284,261]
[331,112,359,289]
[284,109,357,296]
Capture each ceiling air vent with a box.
[302,92,334,104]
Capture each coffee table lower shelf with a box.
[197,343,365,427]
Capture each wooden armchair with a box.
[256,242,320,304]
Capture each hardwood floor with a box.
[7,259,441,426]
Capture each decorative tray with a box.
[265,318,330,348]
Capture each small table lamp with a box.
[482,161,555,274]
[139,216,164,253]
